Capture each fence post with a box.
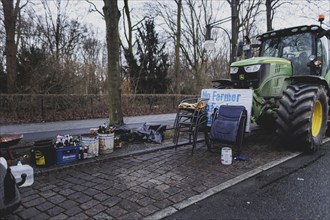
[41,95,44,120]
[91,95,94,117]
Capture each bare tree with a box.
[155,0,216,93]
[20,0,89,94]
[1,0,28,93]
[174,0,182,95]
[36,0,87,61]
[122,0,133,55]
[227,0,262,62]
[0,9,5,69]
[180,0,217,92]
[240,0,262,37]
[265,0,289,31]
[228,0,239,64]
[298,0,329,27]
[80,33,102,94]
[103,0,123,125]
[121,0,149,94]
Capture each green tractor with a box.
[214,23,330,152]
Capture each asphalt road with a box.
[166,143,330,220]
[1,114,176,142]
[19,122,157,141]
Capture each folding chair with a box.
[173,98,209,154]
[209,105,247,156]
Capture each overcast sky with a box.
[31,0,330,40]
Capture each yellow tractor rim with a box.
[312,100,323,137]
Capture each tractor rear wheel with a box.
[276,84,328,152]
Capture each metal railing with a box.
[0,94,197,124]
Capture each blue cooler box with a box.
[56,145,80,164]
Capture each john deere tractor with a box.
[214,23,330,152]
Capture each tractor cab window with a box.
[260,32,312,75]
[317,37,329,75]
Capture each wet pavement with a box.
[2,127,300,220]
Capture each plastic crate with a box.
[56,145,80,164]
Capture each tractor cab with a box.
[257,25,330,77]
[228,25,330,96]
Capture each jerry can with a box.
[10,161,34,187]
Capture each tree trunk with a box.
[123,0,133,54]
[1,0,20,93]
[174,0,182,95]
[266,0,273,31]
[230,0,238,64]
[195,63,204,94]
[103,0,123,125]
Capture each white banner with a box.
[201,89,253,132]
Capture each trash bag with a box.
[114,124,131,136]
[114,124,134,142]
[134,123,166,144]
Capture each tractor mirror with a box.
[309,55,316,61]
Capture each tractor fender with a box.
[290,75,330,98]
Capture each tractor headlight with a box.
[230,67,239,74]
[244,64,261,73]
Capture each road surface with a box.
[165,143,330,219]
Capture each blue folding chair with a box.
[209,105,247,155]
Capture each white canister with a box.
[10,161,34,187]
[221,147,232,165]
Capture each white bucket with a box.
[10,161,34,187]
[98,133,114,154]
[81,133,99,158]
[221,147,232,165]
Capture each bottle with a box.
[10,160,34,187]
[79,146,84,160]
[84,146,88,159]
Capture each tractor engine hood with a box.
[231,57,291,67]
[229,57,292,90]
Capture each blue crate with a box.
[56,145,80,164]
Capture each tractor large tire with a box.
[276,84,328,152]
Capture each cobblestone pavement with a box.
[3,130,297,220]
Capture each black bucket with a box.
[31,139,56,167]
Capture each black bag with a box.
[0,160,22,217]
